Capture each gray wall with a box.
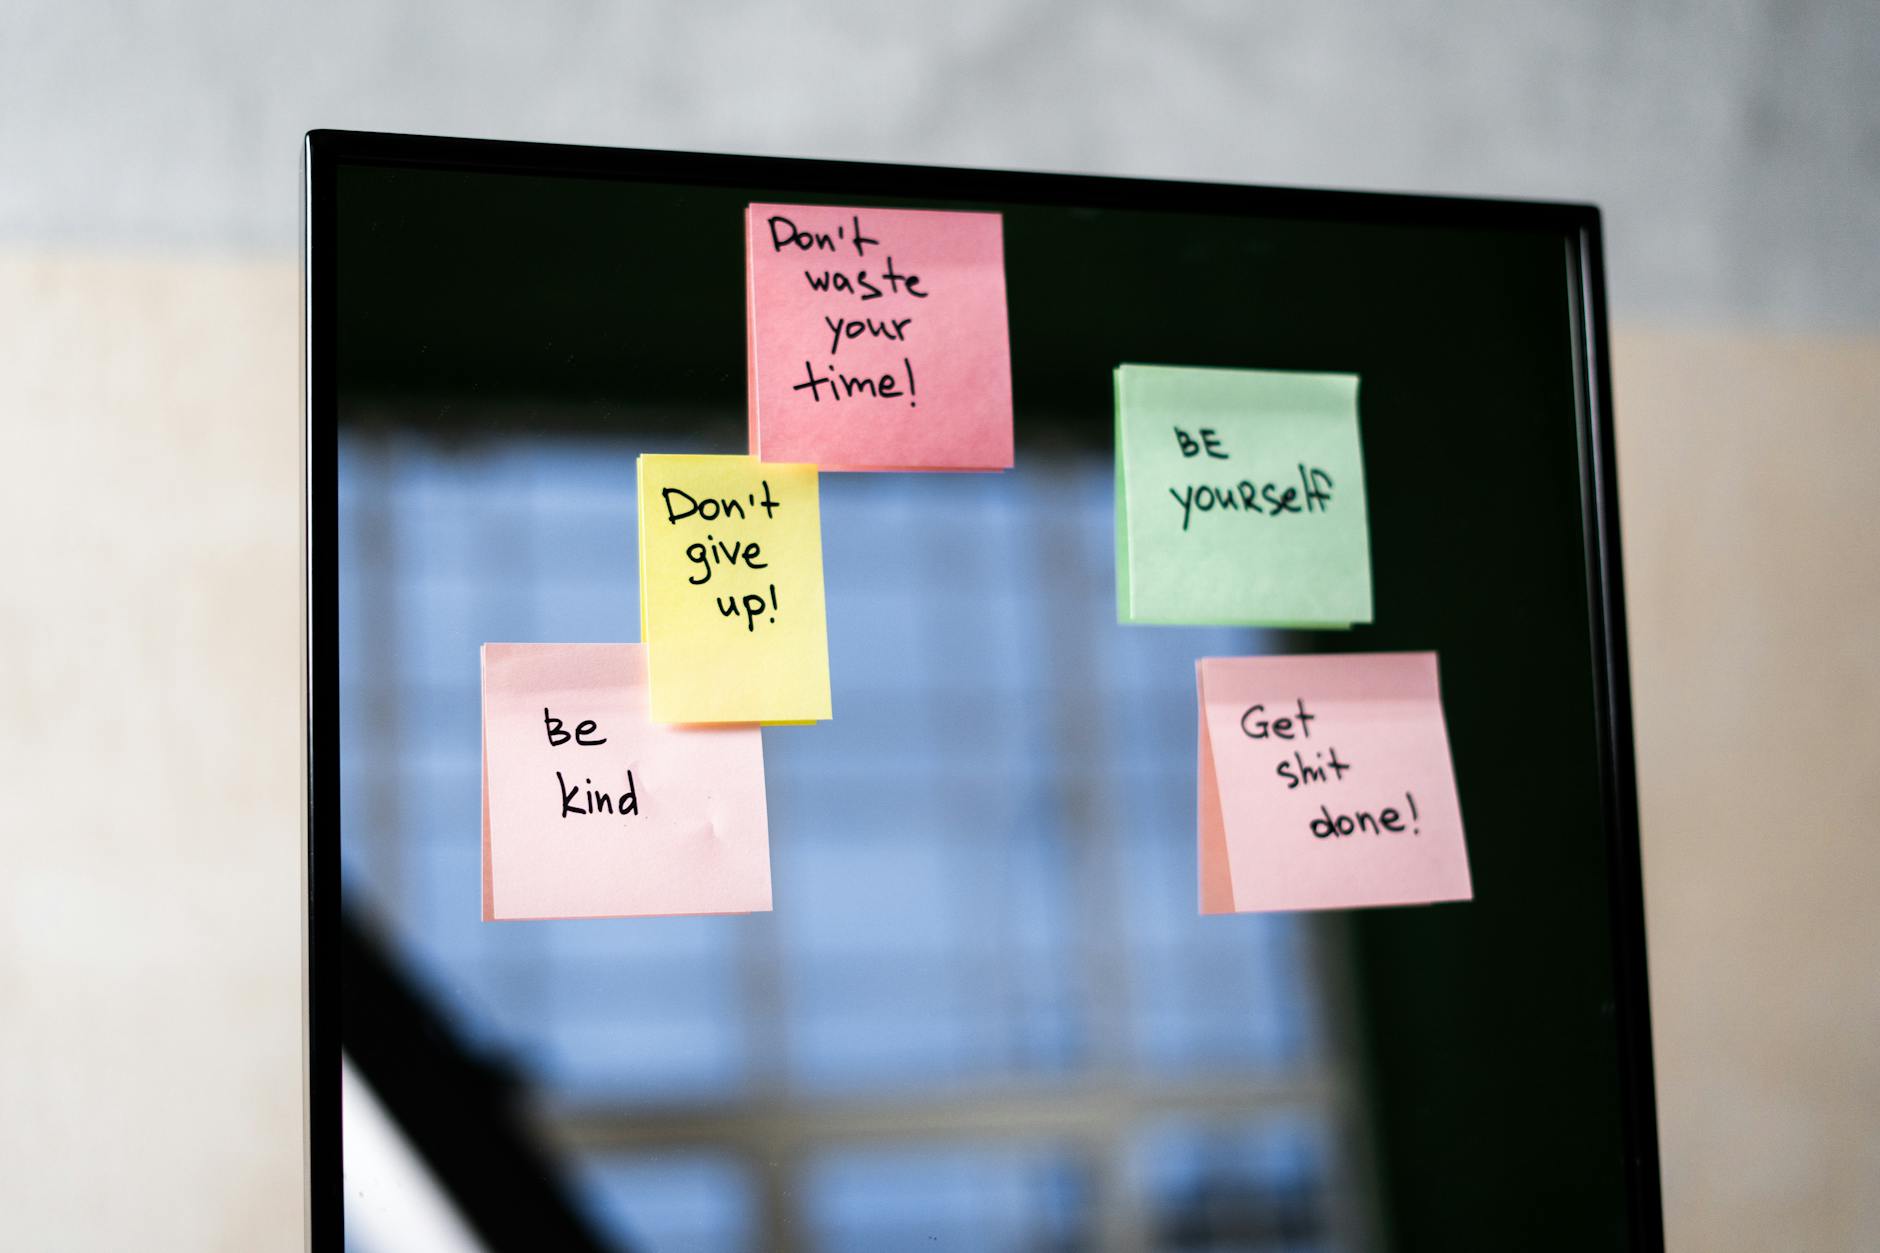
[3,0,1876,323]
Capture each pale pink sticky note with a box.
[746,203,1013,471]
[1198,652,1472,914]
[480,643,771,920]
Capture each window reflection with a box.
[339,432,1369,1251]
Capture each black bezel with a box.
[303,128,1660,1250]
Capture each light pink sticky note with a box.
[1197,652,1472,914]
[480,643,771,920]
[746,203,1013,471]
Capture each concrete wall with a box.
[1,4,1874,1249]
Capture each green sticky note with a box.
[1115,364,1372,627]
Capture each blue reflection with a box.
[339,434,1339,1249]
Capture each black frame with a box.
[304,128,1660,1250]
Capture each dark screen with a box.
[325,150,1651,1252]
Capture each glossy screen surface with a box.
[321,149,1649,1252]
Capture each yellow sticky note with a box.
[637,453,833,724]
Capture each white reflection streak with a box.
[341,1054,489,1253]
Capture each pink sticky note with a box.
[1197,652,1472,913]
[746,203,1013,471]
[481,643,771,920]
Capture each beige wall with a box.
[0,256,304,1251]
[1616,331,1880,1251]
[0,255,1873,1249]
